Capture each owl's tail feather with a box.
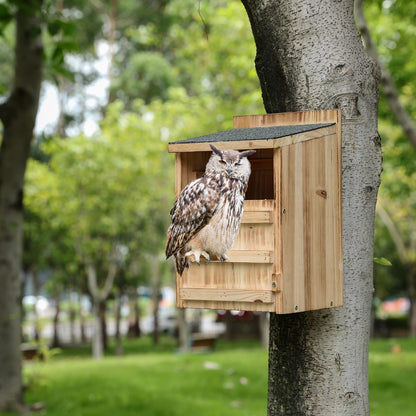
[174,253,187,277]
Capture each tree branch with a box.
[355,0,416,150]
[102,260,117,299]
[376,201,408,264]
[86,263,99,298]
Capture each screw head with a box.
[282,208,286,214]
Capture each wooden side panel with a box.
[281,135,343,313]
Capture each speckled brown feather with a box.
[165,175,221,259]
[166,146,255,276]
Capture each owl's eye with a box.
[219,160,226,165]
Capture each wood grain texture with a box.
[233,109,339,129]
[180,288,275,303]
[281,134,343,313]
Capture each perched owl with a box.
[166,144,256,276]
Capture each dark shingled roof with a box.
[169,123,334,145]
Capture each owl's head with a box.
[206,144,256,181]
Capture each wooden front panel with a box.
[177,199,276,312]
[281,134,343,313]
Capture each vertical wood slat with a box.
[273,147,283,313]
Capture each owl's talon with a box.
[219,254,230,263]
[201,251,210,264]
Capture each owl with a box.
[166,144,256,276]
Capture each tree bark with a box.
[0,2,43,412]
[241,1,381,415]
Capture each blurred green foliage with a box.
[364,0,416,302]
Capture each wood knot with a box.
[316,189,327,199]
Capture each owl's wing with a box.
[165,176,220,258]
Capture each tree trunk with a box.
[241,1,381,415]
[86,262,117,359]
[408,265,416,337]
[91,298,104,359]
[177,308,190,352]
[52,292,61,348]
[132,290,141,337]
[151,256,161,345]
[68,291,76,344]
[127,288,141,338]
[99,299,108,350]
[31,266,40,343]
[79,294,87,344]
[0,3,43,412]
[114,288,123,356]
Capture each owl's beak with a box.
[228,167,232,174]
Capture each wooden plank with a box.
[271,128,336,148]
[241,211,272,223]
[244,199,275,211]
[226,250,273,263]
[168,125,337,153]
[174,153,182,198]
[180,288,275,303]
[273,148,283,313]
[182,300,276,312]
[233,223,274,251]
[281,142,306,313]
[233,109,340,129]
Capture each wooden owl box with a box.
[168,109,343,314]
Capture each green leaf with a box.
[374,257,393,266]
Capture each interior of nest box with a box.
[188,148,274,200]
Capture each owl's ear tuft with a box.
[239,149,256,159]
[210,144,223,157]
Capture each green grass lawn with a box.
[2,337,416,415]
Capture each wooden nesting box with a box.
[168,109,343,314]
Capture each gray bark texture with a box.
[0,2,43,412]
[241,1,381,415]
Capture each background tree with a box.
[241,1,381,415]
[0,1,44,412]
[360,0,416,333]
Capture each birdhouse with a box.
[168,109,343,314]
